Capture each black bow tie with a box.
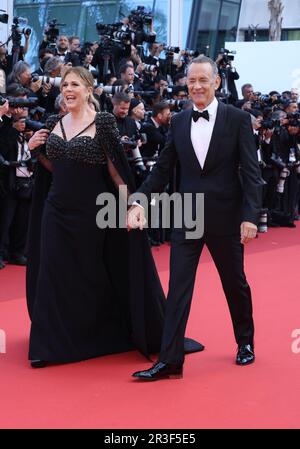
[192,110,209,122]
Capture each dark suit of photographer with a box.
[216,53,239,104]
[0,112,33,267]
[140,109,169,161]
[92,40,131,83]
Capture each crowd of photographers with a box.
[0,7,299,269]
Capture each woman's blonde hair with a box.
[60,66,100,111]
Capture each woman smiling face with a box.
[61,73,91,111]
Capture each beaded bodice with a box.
[45,112,120,166]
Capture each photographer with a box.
[119,63,141,90]
[140,101,171,165]
[128,97,145,130]
[112,92,146,184]
[216,49,239,104]
[92,24,131,83]
[39,32,80,67]
[139,101,171,246]
[144,42,166,76]
[122,6,156,47]
[264,111,300,227]
[236,83,254,109]
[37,56,63,115]
[0,108,34,269]
[32,48,55,76]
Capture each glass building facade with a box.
[14,0,169,66]
[187,0,242,57]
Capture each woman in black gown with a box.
[26,67,202,367]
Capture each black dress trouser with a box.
[159,233,254,365]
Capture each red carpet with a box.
[1,226,300,429]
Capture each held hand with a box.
[127,205,147,231]
[28,129,49,151]
[30,78,42,93]
[42,82,52,95]
[240,221,257,245]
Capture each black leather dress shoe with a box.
[31,360,48,368]
[132,362,183,381]
[236,344,255,366]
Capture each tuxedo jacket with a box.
[138,101,264,236]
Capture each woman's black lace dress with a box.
[28,113,136,362]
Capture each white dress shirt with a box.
[190,97,218,169]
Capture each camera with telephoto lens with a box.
[252,92,283,109]
[166,99,189,111]
[164,45,180,57]
[0,95,38,108]
[260,118,282,130]
[182,49,199,58]
[144,63,159,74]
[96,23,128,41]
[25,119,46,132]
[277,167,290,193]
[44,19,65,45]
[113,30,132,42]
[121,133,147,176]
[98,84,133,95]
[31,75,62,88]
[270,153,286,171]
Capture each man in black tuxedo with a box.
[128,56,263,380]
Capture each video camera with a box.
[11,17,31,45]
[164,45,181,57]
[96,23,131,43]
[44,19,66,45]
[219,48,236,64]
[129,6,153,29]
[0,95,38,108]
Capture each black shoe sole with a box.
[236,358,255,366]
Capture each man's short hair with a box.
[174,72,186,84]
[187,55,218,78]
[241,83,253,94]
[38,48,55,60]
[152,101,170,117]
[69,36,80,44]
[119,64,134,75]
[153,75,167,85]
[112,92,131,105]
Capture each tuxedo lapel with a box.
[202,101,227,173]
